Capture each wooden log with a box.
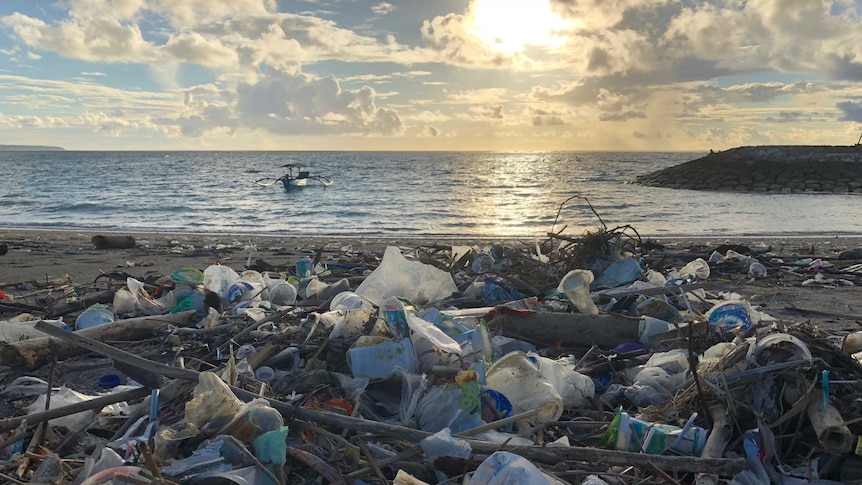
[33,321,746,476]
[496,312,640,348]
[91,235,135,249]
[45,289,116,319]
[2,311,195,370]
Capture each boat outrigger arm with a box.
[253,164,333,190]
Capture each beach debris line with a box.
[1,229,862,483]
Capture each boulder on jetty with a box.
[635,145,862,194]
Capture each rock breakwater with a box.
[635,145,862,194]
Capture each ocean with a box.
[0,150,859,238]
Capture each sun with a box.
[467,0,571,53]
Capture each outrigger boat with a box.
[254,164,333,191]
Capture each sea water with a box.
[0,150,859,237]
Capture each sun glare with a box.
[467,0,571,53]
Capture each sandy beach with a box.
[2,228,862,334]
[2,228,862,483]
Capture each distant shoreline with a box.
[0,145,64,151]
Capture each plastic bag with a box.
[415,382,482,433]
[355,246,458,306]
[527,352,594,408]
[592,257,643,290]
[126,277,168,315]
[184,371,242,429]
[203,265,240,303]
[29,387,131,430]
[468,451,566,485]
[485,351,563,423]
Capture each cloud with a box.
[764,111,812,123]
[531,107,566,126]
[371,3,397,16]
[2,13,160,63]
[81,71,107,76]
[599,110,645,122]
[163,32,239,68]
[234,72,404,136]
[153,0,277,28]
[837,101,862,122]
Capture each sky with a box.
[1,0,862,151]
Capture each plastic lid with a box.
[170,268,204,286]
[98,374,122,389]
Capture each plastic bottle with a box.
[296,257,312,278]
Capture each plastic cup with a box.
[255,366,275,383]
[558,269,599,315]
[265,281,297,306]
[471,254,495,274]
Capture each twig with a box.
[646,460,683,485]
[356,438,390,485]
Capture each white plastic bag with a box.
[407,313,462,371]
[527,352,594,408]
[355,246,458,306]
[203,265,240,301]
[485,351,563,423]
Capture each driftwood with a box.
[496,312,640,348]
[0,387,151,435]
[34,321,747,476]
[91,235,136,249]
[2,311,195,370]
[45,289,116,319]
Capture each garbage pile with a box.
[2,227,862,484]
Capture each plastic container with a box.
[706,300,758,334]
[485,351,563,423]
[296,257,313,278]
[226,281,261,304]
[557,269,599,315]
[76,305,115,330]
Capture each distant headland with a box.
[0,145,64,151]
[635,145,862,195]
